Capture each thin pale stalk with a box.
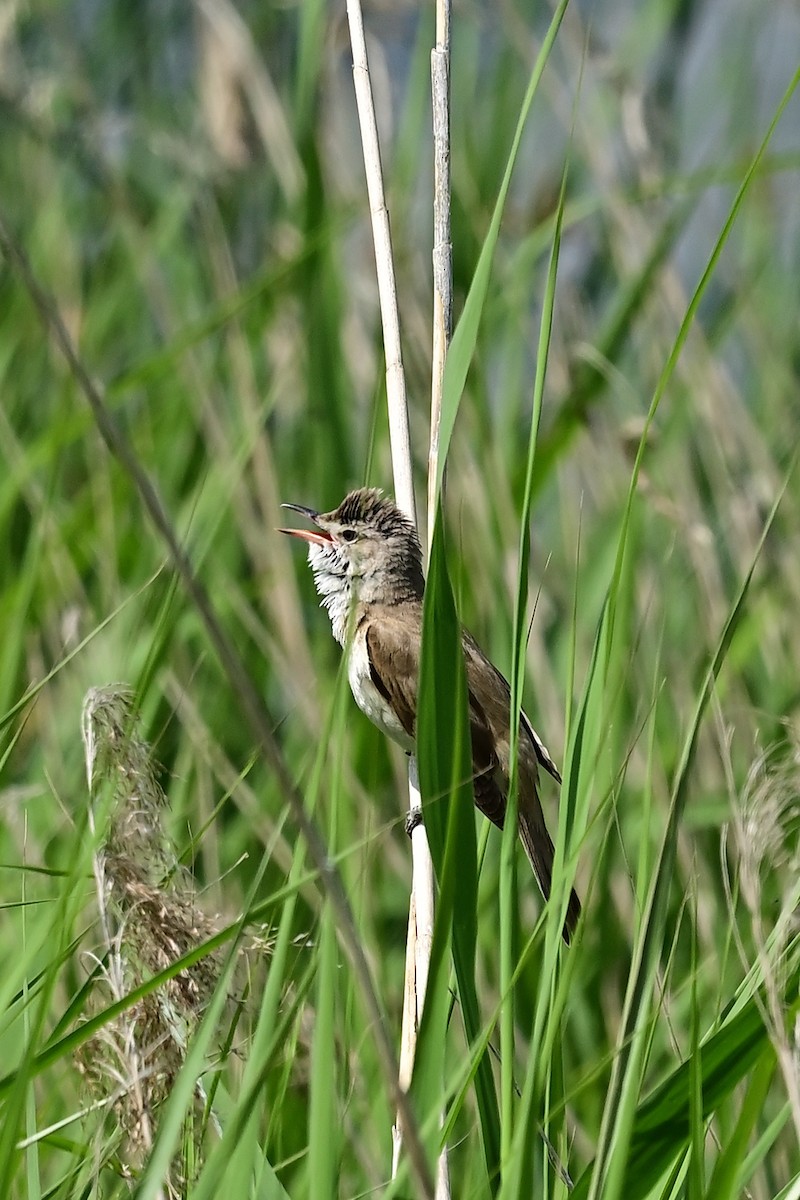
[343,0,442,1189]
[344,0,414,524]
[392,773,444,1186]
[428,0,453,553]
[427,3,453,1193]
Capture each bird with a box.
[280,487,581,941]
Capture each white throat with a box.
[307,544,355,645]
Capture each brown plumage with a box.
[280,488,581,941]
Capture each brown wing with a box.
[462,629,562,785]
[367,613,579,938]
[364,611,421,741]
[463,630,580,941]
[467,686,508,830]
[365,608,506,819]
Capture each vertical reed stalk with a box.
[344,0,450,1189]
[428,0,453,550]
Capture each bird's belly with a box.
[348,638,415,753]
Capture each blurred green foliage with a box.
[0,0,799,1195]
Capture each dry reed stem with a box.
[344,0,415,525]
[428,2,453,551]
[343,0,446,1190]
[425,2,454,1195]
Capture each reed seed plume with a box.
[731,744,800,1138]
[734,744,800,934]
[77,685,222,1186]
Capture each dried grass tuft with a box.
[730,743,800,1139]
[77,685,222,1185]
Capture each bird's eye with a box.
[341,528,357,543]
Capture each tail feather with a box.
[518,803,581,944]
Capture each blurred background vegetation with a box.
[0,0,799,1195]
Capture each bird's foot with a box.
[405,808,423,838]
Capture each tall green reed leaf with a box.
[307,670,350,1199]
[21,829,41,1200]
[687,905,704,1200]
[500,162,571,1195]
[0,792,108,1192]
[414,508,501,1191]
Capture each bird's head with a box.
[280,488,424,638]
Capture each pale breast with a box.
[347,631,415,752]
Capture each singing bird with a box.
[280,488,580,941]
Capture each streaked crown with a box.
[280,488,424,643]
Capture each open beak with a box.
[278,502,334,546]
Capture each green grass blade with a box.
[0,805,101,1193]
[736,1100,793,1197]
[570,967,800,1198]
[415,508,500,1190]
[704,1052,776,1200]
[191,959,313,1200]
[687,910,704,1200]
[307,903,337,1196]
[307,697,348,1199]
[499,157,571,1197]
[580,455,794,1200]
[774,1176,800,1200]
[132,847,274,1200]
